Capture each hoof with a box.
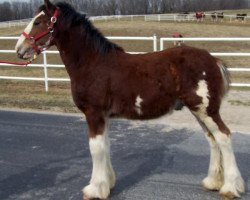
[220,191,239,200]
[109,170,116,189]
[83,195,102,200]
[83,182,110,200]
[202,176,223,191]
[219,177,245,199]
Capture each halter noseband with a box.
[22,9,59,55]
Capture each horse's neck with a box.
[55,29,97,73]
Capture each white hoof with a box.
[219,176,245,199]
[202,176,224,191]
[109,169,116,189]
[83,182,110,200]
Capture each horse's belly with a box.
[111,92,176,120]
[136,96,176,119]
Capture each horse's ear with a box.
[44,0,56,13]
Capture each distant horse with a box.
[236,13,247,22]
[195,12,205,22]
[217,12,224,22]
[211,12,217,22]
[172,32,184,46]
[15,0,245,199]
[211,12,224,22]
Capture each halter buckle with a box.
[29,37,35,44]
[51,16,57,23]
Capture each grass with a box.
[0,18,250,112]
[228,100,250,106]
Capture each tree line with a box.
[0,0,249,22]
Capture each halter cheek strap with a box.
[0,10,59,67]
[22,9,59,55]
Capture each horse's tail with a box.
[216,59,231,96]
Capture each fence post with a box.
[43,51,49,92]
[153,34,157,52]
[160,38,164,51]
[158,14,160,22]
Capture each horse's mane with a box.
[40,2,124,54]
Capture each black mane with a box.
[54,2,124,54]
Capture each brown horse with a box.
[195,12,205,22]
[15,0,245,199]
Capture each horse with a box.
[195,12,205,22]
[211,12,224,22]
[172,32,184,46]
[211,12,217,22]
[217,12,224,22]
[15,0,245,199]
[236,13,247,22]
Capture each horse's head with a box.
[15,0,58,60]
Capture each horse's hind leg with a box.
[183,80,244,199]
[82,109,115,200]
[194,116,224,191]
[195,112,245,198]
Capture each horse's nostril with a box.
[17,52,23,59]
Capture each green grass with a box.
[0,17,250,112]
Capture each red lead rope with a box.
[0,60,32,67]
[0,9,59,67]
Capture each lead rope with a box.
[0,54,37,67]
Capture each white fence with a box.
[0,36,157,91]
[0,15,146,28]
[0,36,250,91]
[0,13,249,28]
[145,13,250,22]
[145,14,196,22]
[160,37,250,87]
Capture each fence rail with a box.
[0,36,250,90]
[0,36,157,91]
[1,12,249,28]
[145,13,250,22]
[0,14,147,28]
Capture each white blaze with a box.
[15,11,45,51]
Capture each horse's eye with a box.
[34,21,41,26]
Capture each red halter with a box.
[22,9,59,55]
[0,9,59,67]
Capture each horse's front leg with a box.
[83,109,115,200]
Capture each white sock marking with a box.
[84,122,115,199]
[194,79,244,196]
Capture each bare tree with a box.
[0,2,12,21]
[0,0,249,21]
